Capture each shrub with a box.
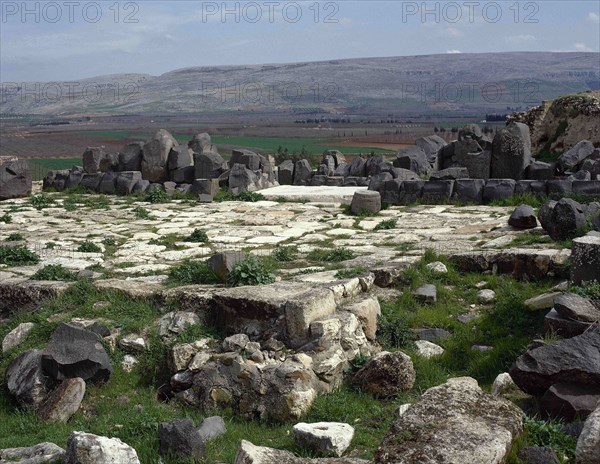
[307,247,355,262]
[144,186,169,204]
[0,246,40,266]
[29,193,55,210]
[0,213,12,223]
[102,237,117,246]
[168,260,220,285]
[31,264,77,281]
[522,416,576,460]
[186,229,209,243]
[228,256,276,287]
[5,233,24,242]
[133,206,151,219]
[77,241,102,253]
[571,281,600,300]
[374,219,397,231]
[377,308,416,349]
[272,245,298,262]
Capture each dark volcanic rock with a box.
[351,351,415,398]
[158,418,205,461]
[6,349,47,407]
[554,293,600,323]
[508,205,538,229]
[518,446,560,464]
[540,382,600,421]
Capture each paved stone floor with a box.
[0,190,557,286]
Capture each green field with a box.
[28,158,82,181]
[75,131,395,156]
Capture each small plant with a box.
[374,219,397,231]
[334,266,368,279]
[228,256,276,287]
[29,193,55,210]
[77,241,102,253]
[377,309,416,349]
[168,259,220,285]
[0,245,40,266]
[307,247,355,262]
[149,234,183,250]
[522,416,576,460]
[45,242,56,249]
[186,229,209,243]
[5,233,24,242]
[102,237,117,247]
[144,186,169,204]
[31,264,77,281]
[346,354,370,373]
[0,213,12,223]
[571,280,600,300]
[214,191,265,202]
[272,245,298,262]
[133,206,151,219]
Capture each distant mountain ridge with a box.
[1,52,599,117]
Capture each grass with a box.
[149,234,185,251]
[168,260,220,285]
[0,246,40,266]
[30,264,78,281]
[334,266,368,279]
[185,229,209,243]
[5,233,24,241]
[373,219,398,231]
[272,245,299,262]
[0,213,12,223]
[571,280,600,300]
[77,241,102,253]
[29,193,56,210]
[307,247,355,262]
[214,191,266,202]
[133,206,152,219]
[145,186,170,204]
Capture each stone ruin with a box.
[0,156,32,201]
[42,130,279,199]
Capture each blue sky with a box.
[1,0,599,81]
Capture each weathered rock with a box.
[524,292,562,311]
[477,289,496,303]
[169,145,193,171]
[349,157,366,177]
[189,133,214,154]
[492,372,517,397]
[509,330,600,396]
[546,198,587,240]
[571,233,600,285]
[158,418,205,462]
[38,377,85,423]
[294,159,313,185]
[63,432,140,464]
[421,180,454,203]
[367,172,393,193]
[509,205,538,229]
[452,178,485,203]
[350,190,381,215]
[483,179,516,203]
[415,340,444,358]
[576,401,600,464]
[416,135,447,164]
[207,251,247,283]
[558,140,596,173]
[198,416,227,442]
[229,163,258,193]
[41,323,112,384]
[2,322,35,353]
[430,167,468,180]
[223,333,250,352]
[0,442,65,464]
[518,446,560,464]
[414,328,451,343]
[292,422,354,457]
[119,333,147,353]
[412,284,436,303]
[394,147,429,175]
[351,351,415,398]
[195,152,226,180]
[82,147,107,174]
[540,382,600,421]
[115,171,142,195]
[554,293,600,323]
[0,159,32,200]
[234,440,368,464]
[515,180,548,197]
[278,160,295,185]
[6,349,47,407]
[527,161,555,180]
[132,178,150,194]
[491,122,532,180]
[375,377,524,464]
[142,129,178,182]
[118,142,144,172]
[544,309,592,338]
[344,297,380,341]
[96,171,118,195]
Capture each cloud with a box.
[573,43,594,52]
[446,27,463,38]
[505,34,537,43]
[446,50,461,54]
[589,12,600,24]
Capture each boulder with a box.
[483,179,516,203]
[172,166,195,184]
[545,198,587,240]
[292,422,354,457]
[515,180,548,197]
[347,157,366,177]
[323,150,346,167]
[576,402,600,464]
[344,297,381,341]
[394,146,429,175]
[430,167,468,180]
[96,171,118,195]
[278,160,295,185]
[414,328,451,343]
[6,349,47,407]
[558,140,596,173]
[229,163,258,193]
[391,168,419,181]
[350,190,381,215]
[195,152,226,179]
[198,416,227,442]
[415,135,447,164]
[374,377,523,464]
[413,284,436,303]
[2,322,35,353]
[82,147,106,174]
[571,233,600,285]
[158,418,205,461]
[41,323,112,384]
[293,159,313,186]
[421,180,453,203]
[0,442,65,464]
[80,173,102,191]
[169,145,193,171]
[142,129,178,182]
[234,440,368,463]
[0,159,32,200]
[368,172,393,193]
[509,330,600,395]
[207,251,247,283]
[524,292,561,311]
[518,447,560,464]
[491,122,532,180]
[334,163,351,178]
[554,293,600,323]
[351,351,415,398]
[544,309,592,338]
[63,432,140,464]
[415,340,444,358]
[452,179,485,204]
[118,142,144,172]
[65,170,83,190]
[191,178,219,196]
[508,205,538,229]
[540,382,600,421]
[38,377,86,423]
[189,133,214,154]
[132,179,150,194]
[492,372,517,397]
[527,161,555,180]
[365,155,387,177]
[115,171,142,195]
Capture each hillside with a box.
[1,52,599,117]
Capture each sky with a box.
[1,0,599,81]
